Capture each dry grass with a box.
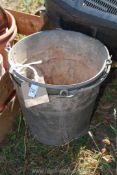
[1,0,44,13]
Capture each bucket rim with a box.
[8,30,111,90]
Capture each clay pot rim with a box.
[8,25,17,44]
[0,54,3,63]
[0,6,9,30]
[0,10,16,41]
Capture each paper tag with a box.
[28,84,39,98]
[21,82,49,108]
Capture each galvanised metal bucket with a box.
[8,30,111,145]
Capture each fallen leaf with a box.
[102,138,111,145]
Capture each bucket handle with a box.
[59,60,112,98]
[9,58,111,98]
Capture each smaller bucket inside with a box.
[9,30,109,85]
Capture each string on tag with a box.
[9,60,42,82]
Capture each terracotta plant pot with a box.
[0,9,17,69]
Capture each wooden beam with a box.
[7,9,45,35]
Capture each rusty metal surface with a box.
[7,9,44,35]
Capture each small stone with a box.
[101,148,107,154]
